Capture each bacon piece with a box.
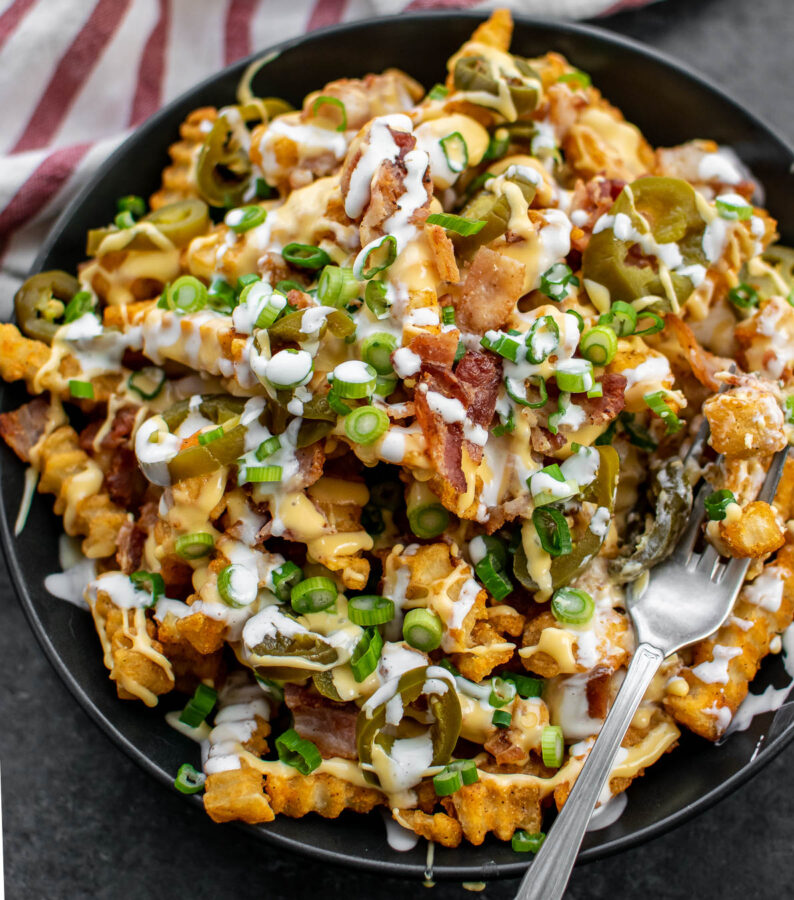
[408,330,459,369]
[425,222,460,283]
[283,684,359,760]
[455,246,524,334]
[586,667,613,720]
[580,373,627,425]
[115,519,145,574]
[531,426,566,454]
[666,314,727,391]
[294,443,325,490]
[568,176,625,251]
[415,371,467,494]
[106,446,148,510]
[456,350,501,429]
[79,405,139,453]
[0,397,50,462]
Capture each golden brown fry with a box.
[150,107,217,210]
[204,762,275,824]
[440,773,543,845]
[393,809,463,848]
[703,383,786,459]
[265,772,384,818]
[665,542,794,739]
[719,501,785,559]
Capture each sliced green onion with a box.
[208,276,236,312]
[449,758,479,786]
[282,242,332,270]
[255,436,281,460]
[492,709,512,728]
[565,308,585,333]
[175,532,214,559]
[580,325,618,365]
[470,534,507,569]
[483,331,522,362]
[558,69,591,88]
[492,407,515,437]
[327,390,353,416]
[217,563,258,608]
[539,263,579,301]
[330,360,378,399]
[785,395,794,424]
[715,194,753,221]
[547,392,572,435]
[525,316,560,364]
[179,683,218,727]
[408,502,449,539]
[634,310,665,336]
[439,131,469,173]
[275,279,304,295]
[599,300,637,336]
[541,725,564,767]
[174,763,206,794]
[438,658,461,677]
[426,212,486,237]
[433,766,463,796]
[317,265,358,308]
[374,374,398,397]
[428,83,449,101]
[276,728,322,775]
[291,576,337,614]
[728,282,759,310]
[243,464,282,483]
[532,508,573,557]
[167,275,208,314]
[454,340,466,363]
[117,194,147,218]
[198,425,225,445]
[350,626,383,682]
[643,390,683,434]
[483,128,509,161]
[240,274,262,290]
[225,205,266,233]
[555,359,594,393]
[129,571,164,605]
[271,561,302,602]
[265,348,313,390]
[63,290,95,323]
[475,555,513,602]
[114,210,135,229]
[512,830,546,853]
[441,305,456,325]
[529,463,578,507]
[506,374,548,410]
[402,608,443,652]
[551,587,594,625]
[490,676,517,709]
[502,672,543,699]
[311,95,347,131]
[704,489,736,521]
[587,382,604,398]
[344,405,389,445]
[127,367,166,400]
[357,235,398,279]
[348,594,394,626]
[361,333,397,375]
[364,280,391,319]
[68,379,94,399]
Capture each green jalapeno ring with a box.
[14,270,82,344]
[356,666,462,776]
[196,113,252,208]
[142,198,211,247]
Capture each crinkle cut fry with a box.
[149,107,217,210]
[393,809,463,848]
[37,424,129,558]
[204,761,276,825]
[89,588,175,707]
[665,542,794,740]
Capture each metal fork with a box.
[515,444,789,900]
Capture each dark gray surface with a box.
[2,0,793,897]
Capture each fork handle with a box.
[514,642,665,900]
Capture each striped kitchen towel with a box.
[0,0,661,310]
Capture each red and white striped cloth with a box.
[0,0,659,312]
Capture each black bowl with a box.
[3,11,794,882]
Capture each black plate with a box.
[2,11,794,882]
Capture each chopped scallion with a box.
[402,608,443,652]
[426,212,486,236]
[275,728,322,775]
[551,587,594,625]
[291,576,337,614]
